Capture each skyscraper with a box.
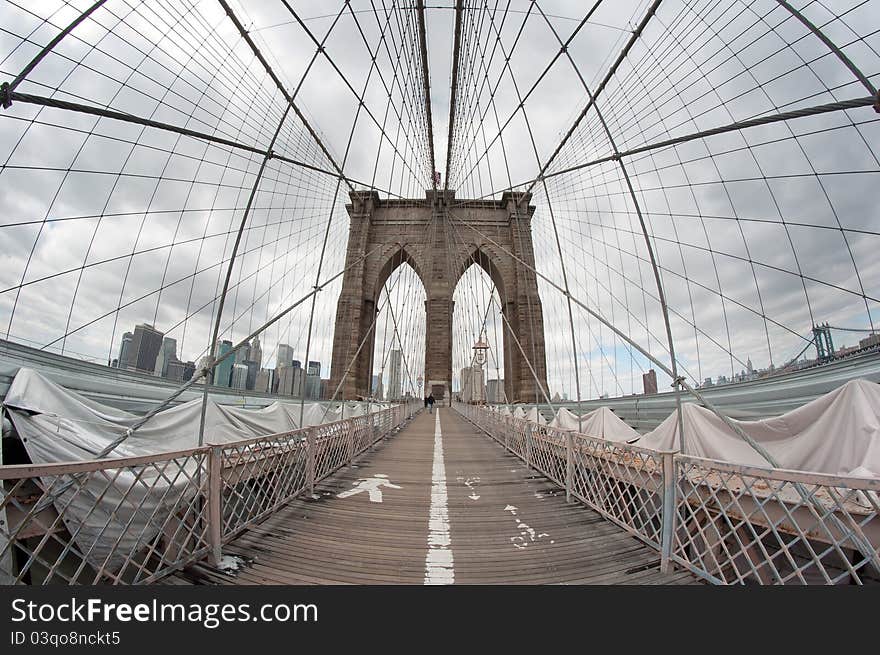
[487,379,504,403]
[165,358,191,382]
[154,337,177,377]
[460,366,473,400]
[388,350,402,400]
[215,340,234,387]
[255,368,273,393]
[277,343,294,369]
[231,363,248,390]
[643,369,658,395]
[277,365,294,395]
[460,365,485,403]
[116,332,133,368]
[292,365,304,397]
[251,336,262,368]
[305,361,321,399]
[234,342,250,365]
[125,324,164,373]
[244,360,259,390]
[372,373,383,400]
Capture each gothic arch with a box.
[453,244,508,303]
[371,244,428,304]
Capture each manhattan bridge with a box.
[1,0,879,586]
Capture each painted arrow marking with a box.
[336,474,401,503]
[456,475,481,500]
[502,505,550,549]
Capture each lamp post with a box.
[472,336,489,404]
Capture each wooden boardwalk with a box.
[171,409,697,585]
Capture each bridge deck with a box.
[172,409,697,585]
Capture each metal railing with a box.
[0,402,419,584]
[456,402,880,585]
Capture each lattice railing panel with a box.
[218,431,309,538]
[569,436,666,549]
[529,426,567,486]
[672,457,880,585]
[0,449,209,585]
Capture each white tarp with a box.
[637,379,880,478]
[525,407,546,425]
[217,401,298,436]
[550,406,640,443]
[1,368,395,573]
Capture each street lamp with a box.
[472,336,489,404]
[472,337,489,365]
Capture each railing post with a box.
[660,451,677,574]
[306,428,317,497]
[525,422,533,468]
[504,416,510,451]
[565,430,573,504]
[206,446,223,566]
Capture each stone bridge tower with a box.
[328,190,547,404]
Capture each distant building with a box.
[486,378,504,403]
[388,350,402,400]
[215,340,233,387]
[154,337,177,377]
[244,360,259,390]
[374,372,384,400]
[255,368,273,393]
[460,366,472,398]
[277,365,294,395]
[125,324,164,373]
[460,364,485,403]
[165,358,193,383]
[231,363,248,390]
[320,379,331,401]
[305,361,321,399]
[116,332,133,368]
[251,337,262,368]
[235,342,250,365]
[292,365,304,397]
[277,343,294,369]
[642,369,658,395]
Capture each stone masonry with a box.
[328,189,547,403]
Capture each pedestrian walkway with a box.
[172,409,697,584]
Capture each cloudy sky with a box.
[0,0,878,402]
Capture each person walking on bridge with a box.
[427,394,435,414]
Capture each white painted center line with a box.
[424,409,454,584]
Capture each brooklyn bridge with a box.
[1,0,879,586]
